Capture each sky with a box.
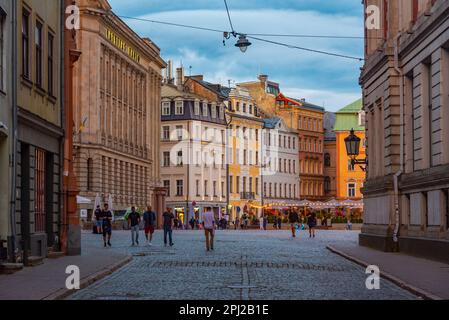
[108,0,364,112]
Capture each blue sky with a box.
[108,0,364,111]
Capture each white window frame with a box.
[194,100,200,115]
[175,100,184,115]
[202,102,208,117]
[347,183,356,198]
[211,103,217,118]
[162,101,171,115]
[162,125,170,140]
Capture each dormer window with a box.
[194,100,200,115]
[202,102,208,116]
[175,101,184,115]
[211,103,217,118]
[162,101,171,115]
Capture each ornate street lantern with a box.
[235,35,252,53]
[344,128,361,157]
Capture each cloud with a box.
[110,4,363,111]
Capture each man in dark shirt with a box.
[101,203,113,247]
[128,206,141,246]
[288,210,300,238]
[143,206,156,246]
[163,208,175,247]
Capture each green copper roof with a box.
[333,98,364,131]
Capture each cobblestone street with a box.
[69,229,418,300]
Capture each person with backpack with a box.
[128,207,141,246]
[143,206,156,246]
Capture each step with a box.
[26,256,44,267]
[0,263,24,275]
[47,251,65,259]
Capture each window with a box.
[249,177,253,193]
[22,9,30,78]
[358,111,366,126]
[47,33,54,95]
[255,178,259,195]
[34,148,46,233]
[298,117,302,129]
[177,151,183,166]
[249,104,253,114]
[274,183,277,198]
[196,180,200,196]
[175,101,184,115]
[269,183,272,197]
[288,137,291,149]
[162,126,170,140]
[176,180,183,196]
[236,102,240,112]
[242,103,246,113]
[202,103,208,116]
[163,152,170,167]
[176,125,183,141]
[162,102,170,115]
[243,177,247,193]
[348,160,355,171]
[213,181,217,197]
[243,150,247,165]
[288,160,291,173]
[221,181,225,197]
[87,158,93,191]
[194,101,200,115]
[255,151,259,166]
[255,129,259,141]
[264,182,267,197]
[204,180,208,196]
[348,183,356,198]
[35,21,43,87]
[0,8,5,92]
[324,177,331,193]
[236,176,240,193]
[229,176,233,194]
[211,104,217,118]
[163,180,170,197]
[324,153,331,167]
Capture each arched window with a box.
[324,153,331,167]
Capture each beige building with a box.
[73,0,166,219]
[361,0,449,262]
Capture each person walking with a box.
[203,209,215,251]
[308,212,317,238]
[163,208,175,247]
[288,210,300,238]
[259,216,264,230]
[263,216,268,230]
[277,215,282,230]
[94,205,102,234]
[101,203,113,247]
[143,206,156,246]
[189,217,195,230]
[128,207,141,246]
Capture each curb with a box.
[42,255,133,300]
[326,245,442,300]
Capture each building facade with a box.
[276,93,326,201]
[0,0,12,261]
[262,117,300,209]
[334,99,365,200]
[323,112,337,199]
[160,69,228,226]
[73,0,166,221]
[238,75,279,117]
[10,0,64,263]
[361,0,449,262]
[227,85,264,220]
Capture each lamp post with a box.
[344,128,367,171]
[235,35,252,53]
[224,103,234,220]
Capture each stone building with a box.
[73,0,166,220]
[334,99,365,200]
[7,0,64,264]
[276,93,326,201]
[0,0,12,261]
[262,117,300,210]
[360,0,449,262]
[160,69,228,226]
[323,112,337,199]
[227,85,264,220]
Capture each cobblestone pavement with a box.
[69,229,418,300]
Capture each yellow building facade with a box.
[227,86,264,220]
[334,99,365,200]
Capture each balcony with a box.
[240,192,256,200]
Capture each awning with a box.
[76,195,92,204]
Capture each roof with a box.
[263,117,281,129]
[324,112,336,141]
[336,98,363,114]
[289,97,325,113]
[333,99,364,132]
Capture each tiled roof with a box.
[324,112,336,140]
[263,117,281,129]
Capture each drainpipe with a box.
[393,31,404,244]
[9,0,18,262]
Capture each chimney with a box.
[258,74,268,84]
[176,67,184,90]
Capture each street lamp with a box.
[235,35,252,53]
[344,128,366,171]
